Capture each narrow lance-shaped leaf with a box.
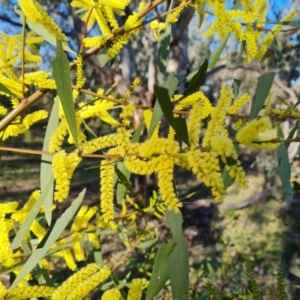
[183,59,208,96]
[158,24,171,75]
[10,189,86,290]
[232,78,242,97]
[154,85,190,146]
[148,74,179,139]
[208,35,229,70]
[41,99,59,225]
[146,240,176,300]
[166,210,189,300]
[273,38,282,62]
[0,83,17,96]
[278,144,293,204]
[249,72,275,121]
[52,39,78,146]
[11,177,54,250]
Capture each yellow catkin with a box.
[52,263,103,299]
[202,85,233,147]
[100,159,115,223]
[236,116,278,149]
[66,266,111,300]
[127,278,147,300]
[102,288,121,300]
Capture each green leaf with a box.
[166,210,189,300]
[41,99,58,225]
[197,0,206,28]
[132,117,144,143]
[285,122,299,149]
[98,47,109,67]
[208,35,229,70]
[249,72,275,121]
[154,85,189,146]
[14,7,75,55]
[158,25,171,75]
[10,189,86,290]
[52,40,78,147]
[116,119,144,204]
[290,265,300,278]
[277,144,293,204]
[146,240,176,300]
[183,59,208,96]
[115,165,134,192]
[199,290,210,300]
[148,74,179,139]
[11,178,54,250]
[137,239,157,249]
[222,168,233,190]
[273,38,282,62]
[0,82,17,96]
[232,78,242,97]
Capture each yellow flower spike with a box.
[30,219,47,241]
[102,288,121,300]
[0,202,18,215]
[127,278,147,300]
[228,93,251,114]
[52,263,102,299]
[0,75,23,97]
[52,150,82,202]
[18,0,42,23]
[166,1,187,24]
[124,155,156,175]
[66,265,111,300]
[100,159,115,223]
[23,71,56,89]
[202,85,233,147]
[74,205,89,227]
[177,91,213,113]
[236,116,278,150]
[49,118,69,153]
[187,101,204,149]
[71,0,130,36]
[55,248,77,271]
[73,54,86,100]
[22,110,48,129]
[233,118,243,130]
[0,105,7,115]
[73,241,85,261]
[0,122,26,141]
[19,0,67,42]
[81,133,119,154]
[87,229,100,249]
[187,149,225,201]
[210,135,248,189]
[3,285,55,299]
[12,190,41,224]
[107,3,146,59]
[0,217,19,267]
[138,138,180,158]
[156,156,182,212]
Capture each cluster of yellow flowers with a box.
[0,262,146,299]
[150,0,188,41]
[48,81,278,230]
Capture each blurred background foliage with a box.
[1,0,300,298]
